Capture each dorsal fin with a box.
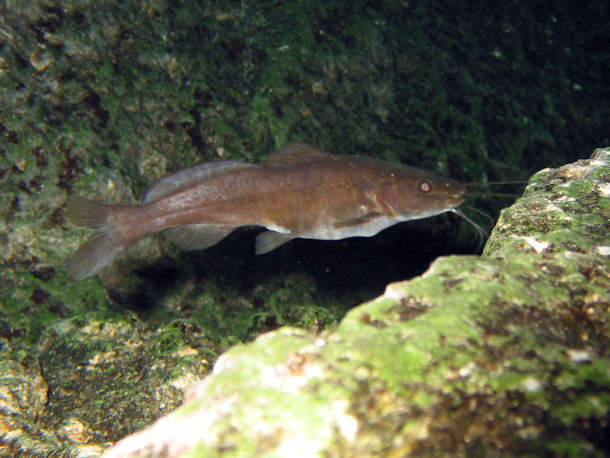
[143,161,254,203]
[263,143,333,166]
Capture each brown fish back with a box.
[143,161,256,203]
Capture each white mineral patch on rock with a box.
[596,245,610,256]
[524,236,550,253]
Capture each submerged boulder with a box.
[104,150,610,456]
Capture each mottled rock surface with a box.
[104,150,609,456]
[1,1,608,456]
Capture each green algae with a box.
[1,0,609,455]
[103,149,610,456]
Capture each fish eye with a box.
[418,180,432,193]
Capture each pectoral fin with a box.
[255,231,293,255]
[334,211,380,228]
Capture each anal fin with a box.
[255,231,293,255]
[166,224,234,251]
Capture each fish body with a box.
[66,144,465,279]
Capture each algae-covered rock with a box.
[104,150,609,456]
[0,312,215,456]
[1,1,609,456]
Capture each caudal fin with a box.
[65,196,124,280]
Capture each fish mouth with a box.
[433,189,466,203]
[440,192,466,210]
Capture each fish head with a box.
[375,166,466,220]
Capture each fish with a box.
[65,143,466,280]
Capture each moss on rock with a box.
[104,150,610,455]
[1,1,609,455]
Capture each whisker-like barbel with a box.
[465,192,523,198]
[465,180,528,186]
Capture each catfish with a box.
[65,143,467,279]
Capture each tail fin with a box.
[65,196,124,280]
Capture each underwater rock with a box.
[0,312,212,456]
[1,1,608,454]
[103,149,610,456]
